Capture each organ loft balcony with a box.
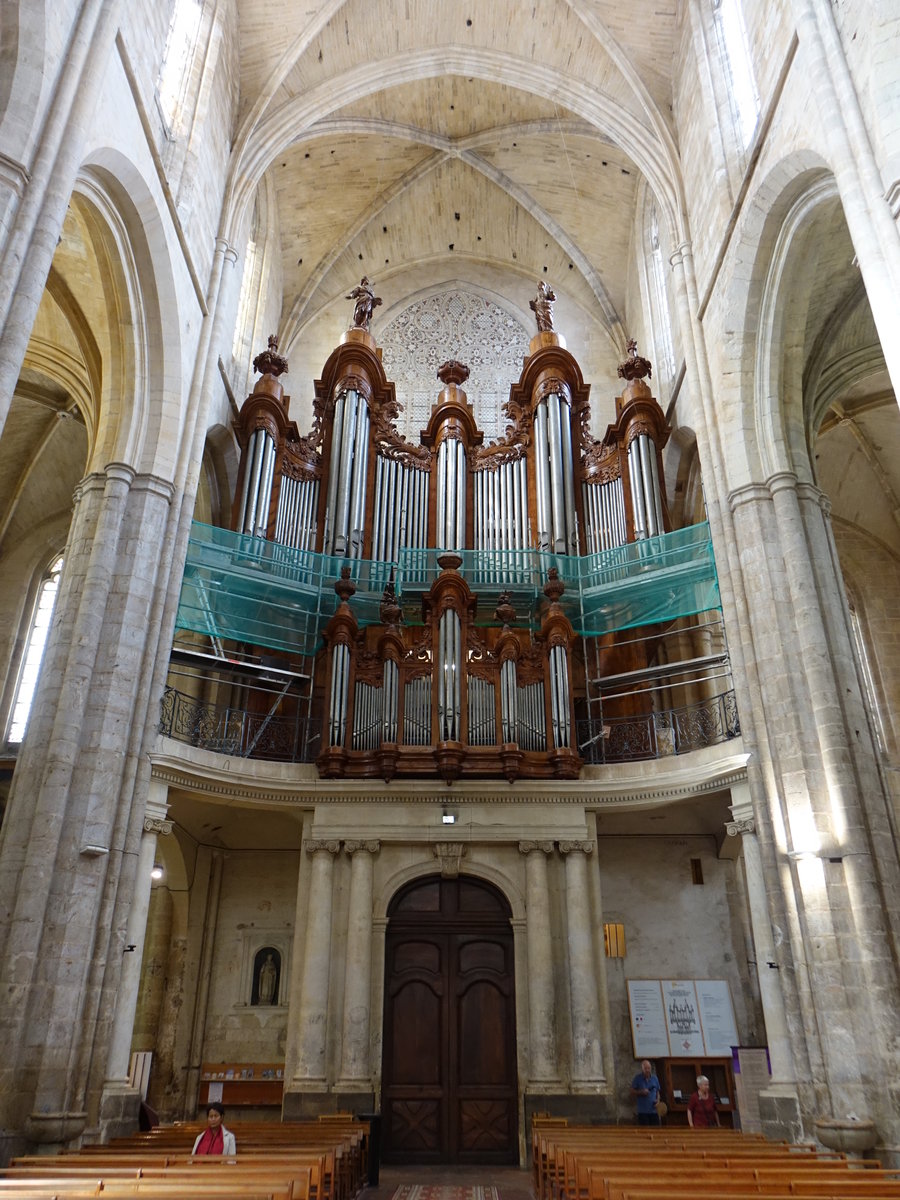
[160,288,741,781]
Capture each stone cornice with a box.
[150,738,748,809]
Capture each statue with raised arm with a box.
[529,280,556,333]
[346,276,382,331]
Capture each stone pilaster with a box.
[98,781,172,1139]
[336,840,379,1095]
[726,789,803,1143]
[291,840,341,1089]
[559,840,605,1088]
[519,840,560,1086]
[183,849,225,1118]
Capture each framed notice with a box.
[627,979,669,1058]
[696,979,739,1056]
[662,980,705,1056]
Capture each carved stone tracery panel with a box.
[380,292,530,443]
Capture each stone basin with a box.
[814,1116,878,1154]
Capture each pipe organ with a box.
[230,300,672,781]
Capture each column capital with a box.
[345,839,380,855]
[519,840,554,855]
[725,816,756,837]
[434,842,467,877]
[669,240,693,268]
[216,237,239,264]
[795,479,831,513]
[143,816,173,836]
[559,840,593,855]
[766,470,801,497]
[728,481,772,511]
[306,839,341,856]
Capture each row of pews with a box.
[532,1117,900,1200]
[0,1116,370,1200]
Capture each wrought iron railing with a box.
[159,686,321,762]
[160,684,740,768]
[576,690,741,764]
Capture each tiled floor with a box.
[364,1164,535,1200]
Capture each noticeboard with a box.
[627,978,739,1058]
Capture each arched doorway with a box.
[381,874,518,1164]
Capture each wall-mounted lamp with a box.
[441,810,457,825]
[151,865,164,880]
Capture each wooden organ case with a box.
[230,310,671,784]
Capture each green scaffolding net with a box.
[175,520,721,657]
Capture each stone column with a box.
[184,849,225,1117]
[559,840,605,1088]
[519,841,560,1084]
[99,779,172,1138]
[292,840,340,1090]
[336,840,379,1095]
[726,789,803,1142]
[0,0,124,438]
[788,0,900,407]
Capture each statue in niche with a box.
[252,947,281,1006]
[529,280,556,332]
[346,276,382,331]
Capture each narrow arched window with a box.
[712,0,760,149]
[157,0,205,133]
[647,202,676,389]
[6,555,64,744]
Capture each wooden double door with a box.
[381,875,518,1164]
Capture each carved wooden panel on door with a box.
[381,876,518,1163]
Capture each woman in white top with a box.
[192,1103,237,1155]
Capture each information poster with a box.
[207,1080,224,1103]
[662,979,705,1055]
[696,979,739,1055]
[626,980,669,1058]
[628,978,740,1058]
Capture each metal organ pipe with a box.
[534,403,552,550]
[455,440,466,549]
[549,643,571,749]
[559,397,577,553]
[323,391,345,552]
[438,608,461,741]
[637,433,660,537]
[628,439,648,539]
[239,429,266,534]
[546,393,566,552]
[382,659,398,742]
[348,403,370,557]
[332,389,359,555]
[254,435,276,536]
[500,659,517,743]
[436,441,447,548]
[329,643,350,747]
